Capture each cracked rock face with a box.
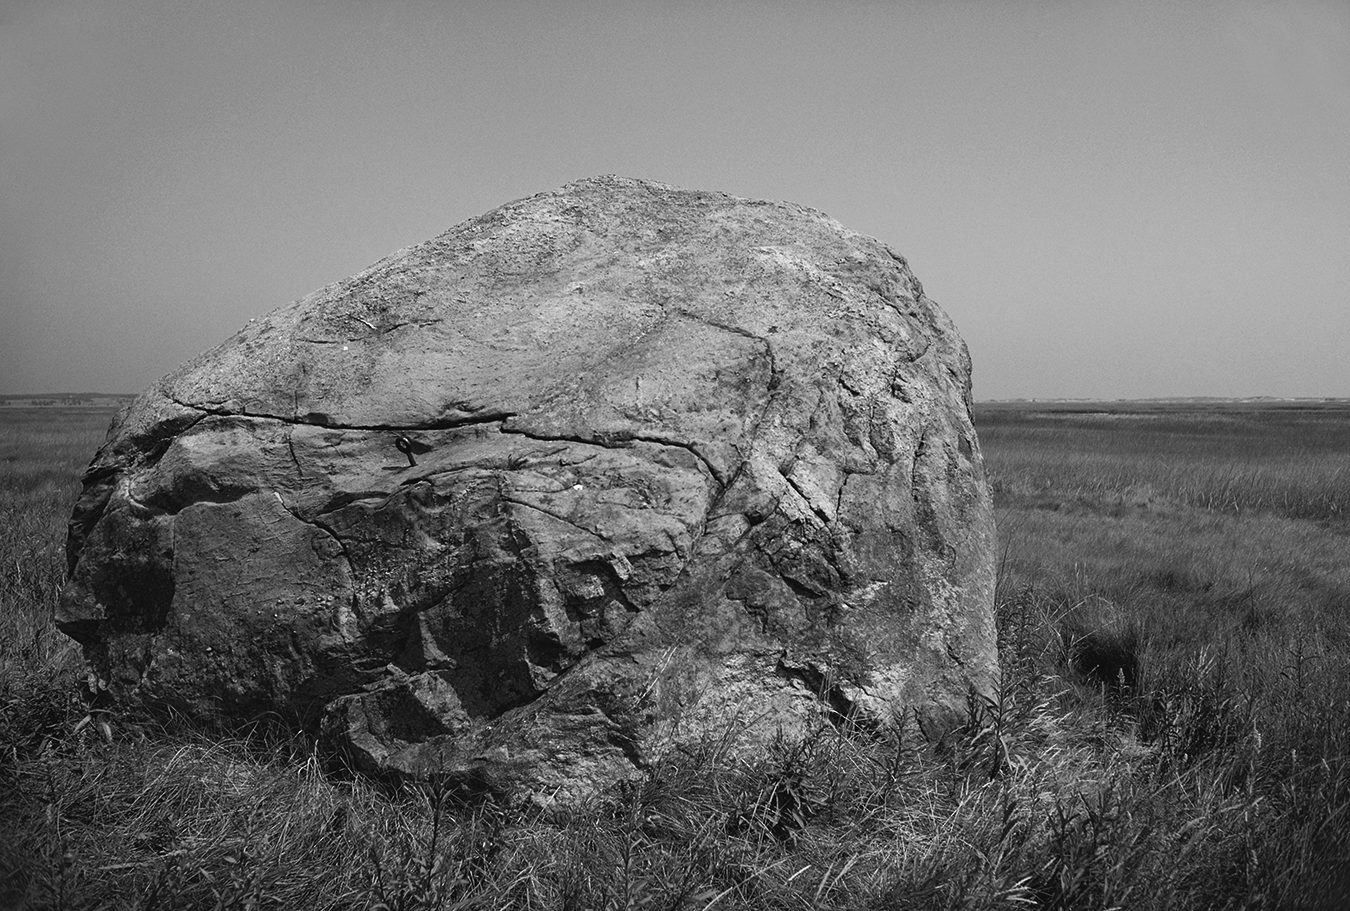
[59,175,996,802]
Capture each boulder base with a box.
[60,176,996,802]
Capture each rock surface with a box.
[60,176,997,801]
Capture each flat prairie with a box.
[979,400,1350,651]
[2,402,1347,909]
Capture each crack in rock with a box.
[164,393,517,432]
[500,425,726,488]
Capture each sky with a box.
[2,0,1347,400]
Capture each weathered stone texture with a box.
[60,176,997,801]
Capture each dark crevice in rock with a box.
[765,352,782,398]
[315,491,394,516]
[132,479,286,517]
[704,388,776,528]
[121,410,214,471]
[501,445,571,471]
[605,725,644,770]
[500,497,611,543]
[888,338,933,383]
[290,368,304,420]
[360,600,434,663]
[666,307,781,462]
[274,500,361,632]
[723,502,779,554]
[705,463,746,518]
[560,559,641,624]
[910,430,935,551]
[292,510,355,568]
[781,471,831,524]
[669,307,770,348]
[121,487,167,516]
[285,431,305,479]
[910,336,934,363]
[163,393,517,433]
[500,425,726,488]
[909,429,950,564]
[633,433,726,487]
[588,699,645,769]
[65,470,119,575]
[820,542,852,598]
[297,316,444,345]
[774,660,857,728]
[365,602,551,722]
[834,468,862,521]
[781,575,826,603]
[721,330,778,473]
[911,429,928,502]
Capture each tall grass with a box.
[979,403,1350,908]
[2,403,1349,909]
[1,409,109,758]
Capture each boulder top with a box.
[116,174,956,448]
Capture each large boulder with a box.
[59,176,996,801]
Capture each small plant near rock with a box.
[1055,596,1143,693]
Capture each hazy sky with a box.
[2,0,1347,399]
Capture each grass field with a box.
[2,402,1349,909]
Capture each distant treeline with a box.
[0,395,134,406]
